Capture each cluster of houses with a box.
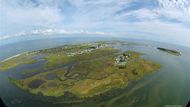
[66,43,108,56]
[115,53,130,69]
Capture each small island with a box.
[1,41,161,98]
[157,47,181,56]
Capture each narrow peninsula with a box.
[157,47,181,56]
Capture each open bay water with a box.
[0,37,190,107]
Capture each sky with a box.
[0,0,190,47]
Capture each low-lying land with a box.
[157,47,181,56]
[0,53,37,71]
[2,41,161,98]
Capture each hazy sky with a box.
[0,0,190,47]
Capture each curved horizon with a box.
[0,0,190,47]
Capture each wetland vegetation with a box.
[2,41,161,99]
[157,47,181,56]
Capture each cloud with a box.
[117,8,159,21]
[0,29,113,40]
[157,0,190,22]
[0,0,63,35]
[0,0,190,47]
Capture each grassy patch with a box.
[44,47,118,69]
[7,42,161,98]
[22,69,39,75]
[0,53,37,71]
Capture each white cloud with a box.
[0,29,113,40]
[157,0,190,22]
[0,0,63,35]
[118,8,159,21]
[0,0,190,47]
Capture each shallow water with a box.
[0,38,190,107]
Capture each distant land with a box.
[157,47,181,56]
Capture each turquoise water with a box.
[0,38,189,107]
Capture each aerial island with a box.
[157,47,181,56]
[0,41,161,98]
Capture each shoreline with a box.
[1,52,27,62]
